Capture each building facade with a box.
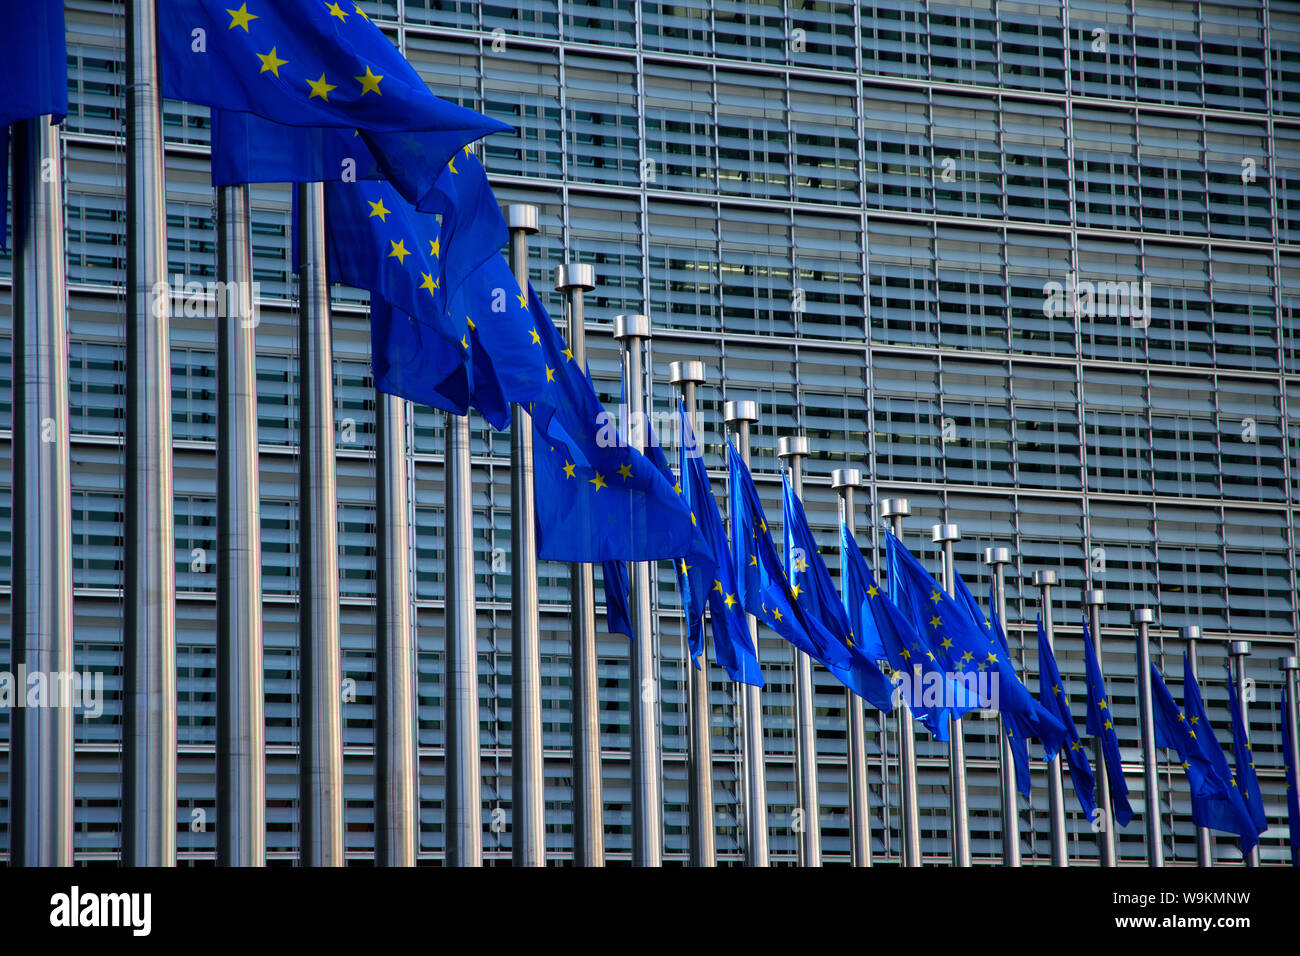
[1,0,1299,863]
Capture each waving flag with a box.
[984,588,1032,797]
[1226,679,1268,837]
[1036,616,1097,818]
[602,560,633,639]
[1081,615,1134,826]
[1283,683,1300,866]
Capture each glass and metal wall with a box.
[0,0,1298,864]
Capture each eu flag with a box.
[781,476,892,711]
[726,443,851,672]
[1283,683,1300,866]
[368,296,469,416]
[1036,615,1097,818]
[602,560,633,639]
[160,1,505,176]
[1226,679,1268,836]
[1081,615,1134,826]
[984,587,1031,798]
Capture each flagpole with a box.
[555,262,604,867]
[1133,607,1164,866]
[1183,626,1213,867]
[1281,655,1300,861]
[934,523,970,867]
[1032,570,1068,867]
[879,497,921,867]
[777,436,821,867]
[725,400,769,867]
[833,468,872,867]
[215,184,266,867]
[671,361,716,867]
[295,182,345,865]
[10,114,75,867]
[375,393,417,866]
[507,204,546,867]
[1229,640,1258,867]
[615,313,664,867]
[1086,589,1116,867]
[984,547,1020,867]
[124,0,177,867]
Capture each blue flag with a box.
[602,560,633,639]
[1036,615,1097,818]
[368,297,469,416]
[1081,615,1134,827]
[1226,679,1268,836]
[726,443,851,673]
[1181,655,1264,853]
[781,476,892,711]
[885,532,1067,755]
[1283,683,1300,866]
[982,584,1031,798]
[161,0,505,183]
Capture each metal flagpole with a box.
[1032,570,1068,867]
[124,0,177,867]
[1086,589,1116,868]
[879,498,920,867]
[726,400,769,867]
[215,184,266,867]
[375,393,417,866]
[296,182,345,865]
[556,262,604,867]
[1183,626,1213,867]
[1229,640,1258,867]
[10,114,75,867]
[1133,607,1163,866]
[934,523,970,867]
[1282,656,1300,857]
[833,469,871,867]
[984,547,1020,867]
[615,314,664,867]
[507,204,546,867]
[777,436,821,867]
[671,361,715,867]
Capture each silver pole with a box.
[375,394,417,866]
[1282,656,1300,863]
[726,400,769,867]
[215,184,266,867]
[555,262,603,867]
[672,360,715,867]
[777,435,821,867]
[507,205,546,867]
[124,0,177,867]
[10,116,75,867]
[615,313,664,867]
[984,547,1019,867]
[933,523,970,867]
[833,468,871,867]
[1032,570,1068,867]
[879,497,920,867]
[1183,626,1213,867]
[1086,590,1116,868]
[1133,608,1163,867]
[1228,640,1257,867]
[295,182,345,866]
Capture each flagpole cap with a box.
[724,400,759,425]
[1181,625,1202,641]
[931,523,960,543]
[879,498,910,519]
[777,436,809,460]
[555,262,595,292]
[506,204,539,234]
[613,314,651,341]
[1131,608,1155,625]
[1229,640,1251,657]
[831,468,863,490]
[983,546,1012,565]
[1085,589,1105,606]
[669,361,706,386]
[1281,656,1300,672]
[1031,570,1058,587]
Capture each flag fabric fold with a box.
[1081,615,1134,827]
[602,560,633,639]
[1036,615,1097,819]
[986,589,1031,798]
[1226,678,1268,837]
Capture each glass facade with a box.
[1,0,1298,864]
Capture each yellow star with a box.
[986,652,998,663]
[307,73,338,101]
[589,473,607,492]
[368,198,389,221]
[545,366,555,382]
[467,315,475,331]
[772,608,783,622]
[1098,700,1108,709]
[794,556,807,572]
[325,1,349,21]
[1104,719,1113,730]
[866,584,879,598]
[1071,740,1083,752]
[791,583,803,598]
[429,237,440,258]
[419,272,438,296]
[562,347,574,363]
[227,4,258,31]
[388,239,410,264]
[1053,684,1063,695]
[516,292,527,309]
[940,637,953,650]
[929,615,941,629]
[257,47,288,77]
[447,155,458,175]
[529,329,540,345]
[562,461,575,479]
[355,65,384,96]
[618,464,633,481]
[724,593,737,609]
[680,560,690,575]
[749,555,758,567]
[901,648,911,661]
[960,651,974,664]
[930,589,942,603]
[713,580,723,594]
[460,336,469,350]
[690,512,697,526]
[353,3,371,19]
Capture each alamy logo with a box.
[1042,273,1152,328]
[49,886,151,937]
[0,666,103,718]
